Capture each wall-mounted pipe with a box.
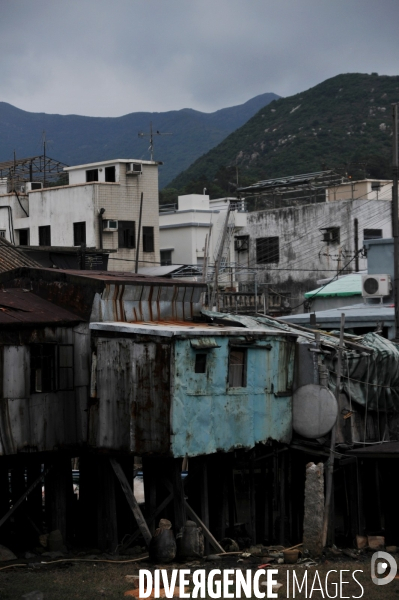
[98,207,105,250]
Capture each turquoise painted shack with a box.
[89,320,297,457]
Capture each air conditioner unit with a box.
[361,274,391,298]
[102,219,118,232]
[126,162,142,175]
[26,182,43,192]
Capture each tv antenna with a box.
[138,121,172,161]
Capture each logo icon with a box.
[371,551,397,585]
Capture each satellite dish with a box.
[293,384,338,439]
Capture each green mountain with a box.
[164,73,399,201]
[0,93,279,188]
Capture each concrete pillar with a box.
[303,462,324,558]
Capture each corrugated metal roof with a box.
[0,238,41,273]
[304,274,362,298]
[41,268,206,287]
[282,303,394,325]
[0,288,82,325]
[237,170,344,194]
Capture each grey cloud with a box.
[0,0,398,116]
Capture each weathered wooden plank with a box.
[185,501,225,554]
[0,465,52,529]
[172,459,186,533]
[110,458,152,547]
[121,492,174,551]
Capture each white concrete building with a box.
[159,194,247,269]
[326,178,392,202]
[238,193,392,313]
[0,158,160,271]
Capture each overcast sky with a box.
[1,0,398,117]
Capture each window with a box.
[256,237,279,264]
[30,344,56,393]
[18,229,29,246]
[364,229,382,241]
[0,230,6,238]
[39,225,51,246]
[30,344,74,393]
[86,169,98,182]
[73,222,86,246]
[105,166,116,182]
[118,221,136,248]
[195,353,207,373]
[58,345,74,390]
[160,250,172,266]
[321,227,340,243]
[143,227,154,252]
[228,348,247,387]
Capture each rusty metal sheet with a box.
[0,289,83,326]
[92,337,171,454]
[0,325,90,456]
[93,282,206,324]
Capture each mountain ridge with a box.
[0,92,279,187]
[163,73,399,201]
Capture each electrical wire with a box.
[0,555,149,571]
[288,249,362,310]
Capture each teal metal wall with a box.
[171,334,296,457]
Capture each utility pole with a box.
[135,192,144,274]
[138,122,172,161]
[392,104,399,340]
[43,131,46,188]
[354,218,359,272]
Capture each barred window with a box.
[256,237,279,264]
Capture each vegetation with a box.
[162,73,399,204]
[0,93,278,189]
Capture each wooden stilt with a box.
[26,460,43,534]
[98,458,118,552]
[121,492,174,551]
[1,465,51,530]
[143,456,157,535]
[0,461,10,531]
[249,454,256,543]
[110,458,152,547]
[172,458,186,533]
[45,457,73,542]
[78,454,98,545]
[374,460,382,531]
[267,458,274,544]
[279,452,286,545]
[185,501,225,553]
[259,463,267,543]
[356,460,366,535]
[114,457,135,541]
[200,457,210,555]
[226,456,236,530]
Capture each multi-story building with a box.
[159,193,247,268]
[0,157,160,271]
[235,178,393,314]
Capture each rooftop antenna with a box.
[138,121,172,161]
